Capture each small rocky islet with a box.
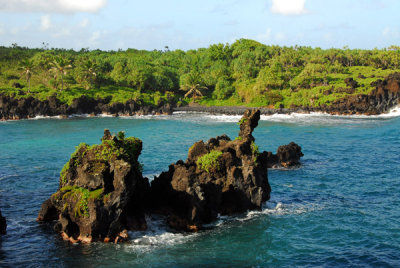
[37,109,303,243]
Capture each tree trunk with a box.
[61,74,64,91]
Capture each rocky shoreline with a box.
[0,94,174,121]
[176,73,400,116]
[2,73,399,120]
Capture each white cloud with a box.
[40,15,51,31]
[270,0,308,16]
[0,0,107,13]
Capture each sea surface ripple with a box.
[0,111,399,267]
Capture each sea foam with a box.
[125,215,198,253]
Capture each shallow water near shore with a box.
[1,112,400,267]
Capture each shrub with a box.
[196,150,223,173]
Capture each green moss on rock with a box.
[59,186,105,218]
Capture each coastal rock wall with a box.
[321,73,400,115]
[174,73,400,116]
[2,72,400,120]
[0,94,173,120]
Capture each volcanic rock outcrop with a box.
[0,209,6,235]
[323,73,400,115]
[264,142,304,168]
[38,110,306,242]
[0,94,173,120]
[37,130,150,243]
[150,109,271,231]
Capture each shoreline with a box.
[1,104,399,122]
[1,71,399,121]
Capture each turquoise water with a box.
[0,112,400,267]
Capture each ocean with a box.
[1,108,399,267]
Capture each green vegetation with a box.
[250,141,260,165]
[59,132,142,185]
[1,41,400,108]
[237,118,248,126]
[196,150,223,173]
[60,161,70,184]
[59,185,104,217]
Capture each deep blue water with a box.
[0,112,399,267]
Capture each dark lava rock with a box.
[150,109,271,231]
[37,129,149,243]
[264,142,304,168]
[0,210,6,235]
[68,95,99,115]
[325,72,400,115]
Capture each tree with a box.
[19,59,34,92]
[49,56,72,91]
[78,59,97,89]
[254,61,286,92]
[180,72,207,99]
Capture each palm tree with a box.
[180,72,207,100]
[19,59,34,92]
[49,56,72,91]
[78,59,97,89]
[183,83,207,99]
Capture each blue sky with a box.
[0,0,399,50]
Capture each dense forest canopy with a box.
[1,39,400,108]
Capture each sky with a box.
[0,0,399,51]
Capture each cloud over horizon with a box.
[270,0,308,15]
[0,0,107,13]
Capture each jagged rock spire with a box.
[238,109,261,140]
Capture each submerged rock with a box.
[264,142,304,168]
[38,129,149,243]
[150,109,271,231]
[0,209,6,235]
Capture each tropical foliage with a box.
[1,41,400,108]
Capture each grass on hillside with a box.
[199,66,399,108]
